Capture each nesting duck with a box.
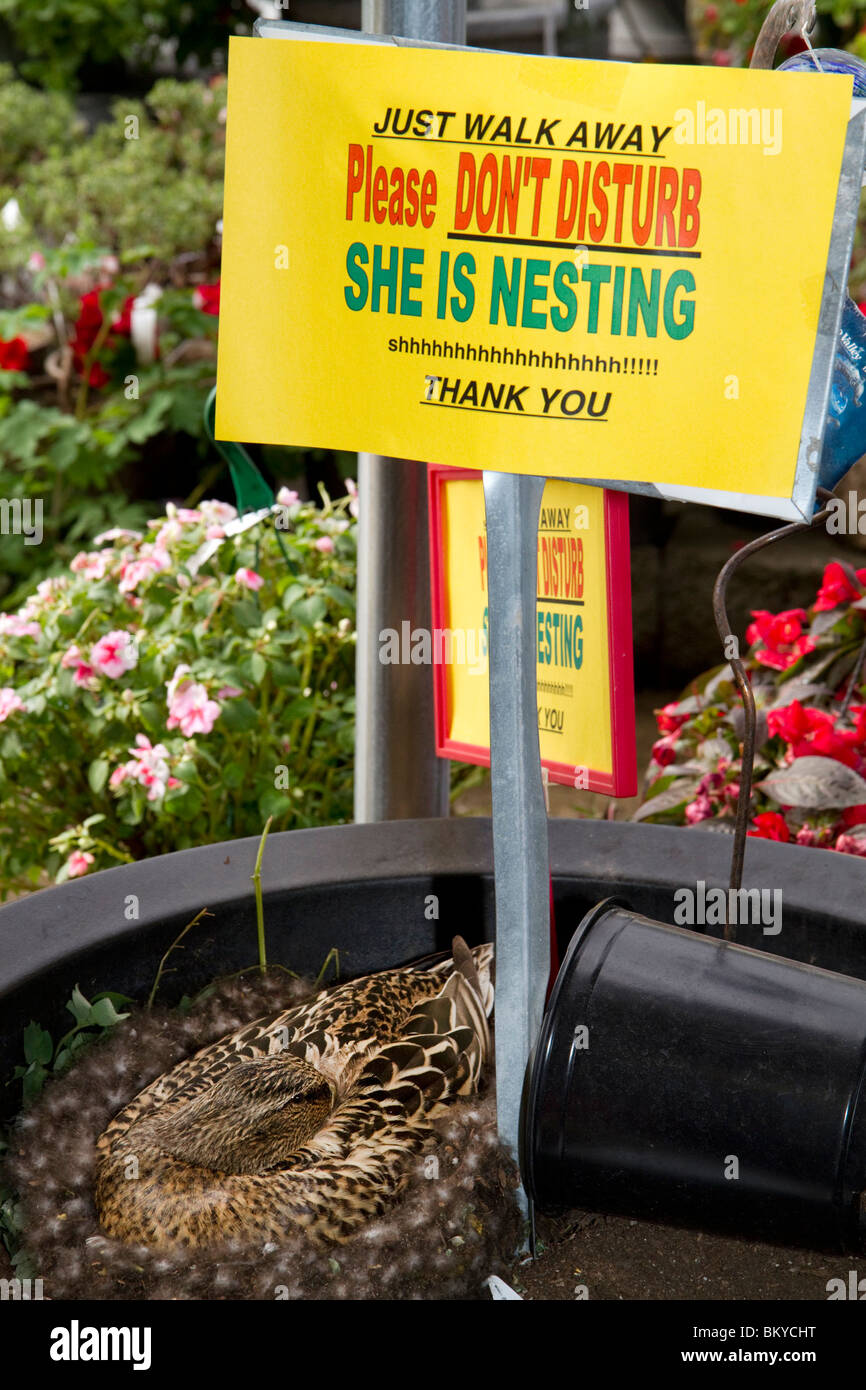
[95,938,493,1248]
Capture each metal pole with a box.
[354,0,464,822]
[483,470,550,1196]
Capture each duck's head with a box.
[140,1056,335,1175]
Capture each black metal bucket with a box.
[521,899,866,1251]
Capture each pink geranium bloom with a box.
[173,689,220,736]
[118,546,169,594]
[67,850,95,878]
[90,630,138,679]
[93,527,142,545]
[199,499,237,527]
[276,486,299,507]
[217,685,242,699]
[0,614,40,639]
[235,567,263,591]
[70,551,108,580]
[0,687,24,721]
[315,536,334,554]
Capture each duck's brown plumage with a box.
[94,939,493,1248]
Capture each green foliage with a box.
[0,75,226,270]
[12,987,132,1107]
[0,0,253,91]
[0,491,358,896]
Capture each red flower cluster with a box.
[70,289,136,388]
[744,608,815,671]
[813,560,866,612]
[0,337,29,372]
[767,699,866,770]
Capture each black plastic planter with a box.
[522,899,866,1251]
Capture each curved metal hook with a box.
[712,490,832,940]
[749,0,817,70]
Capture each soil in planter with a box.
[508,1210,861,1301]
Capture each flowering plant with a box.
[636,560,866,856]
[0,489,357,895]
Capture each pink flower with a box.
[27,250,46,272]
[67,850,95,878]
[345,477,359,518]
[90,629,138,679]
[835,831,866,857]
[685,796,713,824]
[61,644,83,669]
[235,567,263,591]
[70,550,108,580]
[205,525,225,540]
[174,689,220,736]
[0,614,40,639]
[118,546,169,594]
[276,486,299,507]
[216,685,242,699]
[0,687,24,721]
[165,666,220,737]
[200,499,237,527]
[315,536,335,554]
[93,527,142,545]
[115,734,172,801]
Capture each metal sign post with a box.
[483,471,550,1199]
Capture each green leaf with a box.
[757,756,866,811]
[65,985,93,1024]
[88,758,109,794]
[294,595,326,627]
[249,652,266,684]
[22,1021,52,1066]
[257,788,292,820]
[219,696,258,732]
[223,761,245,788]
[89,997,130,1027]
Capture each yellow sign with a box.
[216,34,854,519]
[428,469,635,794]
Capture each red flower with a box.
[813,561,866,612]
[650,734,678,768]
[193,281,220,315]
[767,700,831,746]
[656,701,689,734]
[746,609,815,670]
[0,336,29,371]
[792,723,860,768]
[704,3,718,19]
[748,812,790,842]
[835,830,866,857]
[842,805,866,828]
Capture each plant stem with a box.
[147,907,213,1009]
[251,815,273,975]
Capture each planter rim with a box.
[1,818,863,1008]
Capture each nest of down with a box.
[5,969,522,1301]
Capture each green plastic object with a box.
[204,387,275,515]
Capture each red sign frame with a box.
[427,466,636,796]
